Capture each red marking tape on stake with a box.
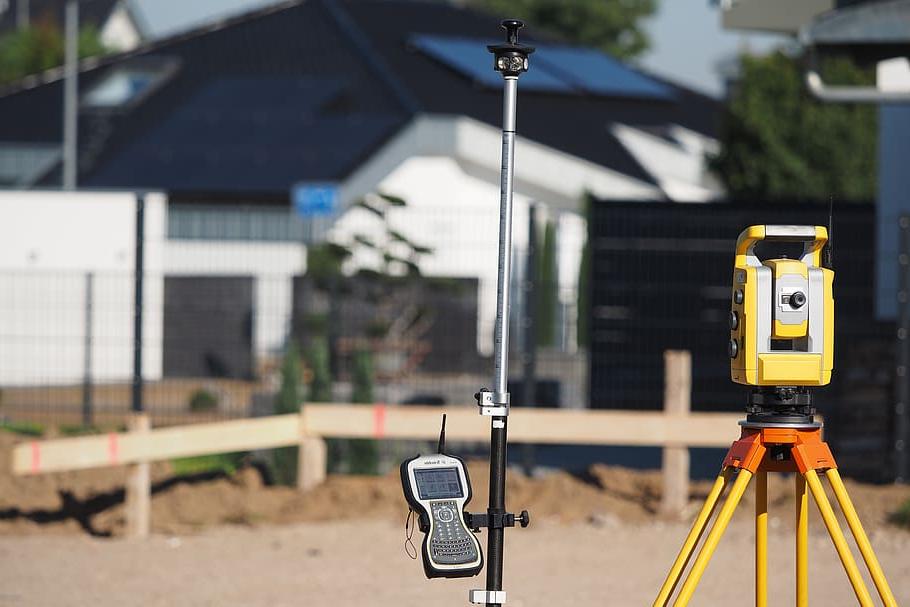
[108,433,119,464]
[30,441,40,473]
[373,403,386,438]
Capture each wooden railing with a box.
[11,351,745,537]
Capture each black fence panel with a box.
[589,200,894,481]
[163,275,255,379]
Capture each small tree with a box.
[0,20,107,85]
[272,342,304,485]
[710,52,877,200]
[348,349,379,474]
[469,0,657,60]
[306,338,332,403]
[536,219,558,348]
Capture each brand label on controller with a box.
[401,454,483,578]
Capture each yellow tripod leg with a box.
[795,475,809,607]
[804,469,874,607]
[826,469,898,607]
[755,470,768,607]
[652,468,733,607]
[672,469,753,607]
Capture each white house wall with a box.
[331,155,532,355]
[0,191,165,386]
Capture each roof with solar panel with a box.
[0,0,720,196]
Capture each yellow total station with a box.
[730,225,834,387]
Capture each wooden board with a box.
[301,404,743,447]
[13,414,301,475]
[13,405,745,476]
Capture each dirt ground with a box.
[2,519,909,606]
[2,431,910,604]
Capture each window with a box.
[82,59,178,109]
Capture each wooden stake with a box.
[125,413,150,539]
[297,405,327,491]
[660,350,692,518]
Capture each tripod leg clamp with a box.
[470,590,506,604]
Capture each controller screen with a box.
[414,467,464,499]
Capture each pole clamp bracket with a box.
[465,509,530,532]
[470,590,506,605]
[476,388,509,417]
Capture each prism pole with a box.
[470,19,534,607]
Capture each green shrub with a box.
[890,498,910,529]
[188,389,219,413]
[172,452,246,476]
[58,424,101,437]
[0,420,44,437]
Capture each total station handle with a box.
[735,225,828,269]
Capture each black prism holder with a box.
[487,19,534,76]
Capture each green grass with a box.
[171,452,247,476]
[890,497,910,529]
[0,420,44,437]
[58,424,102,437]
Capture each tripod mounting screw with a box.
[488,18,535,76]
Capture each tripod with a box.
[653,391,898,607]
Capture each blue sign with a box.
[293,182,339,218]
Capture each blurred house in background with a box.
[0,0,721,410]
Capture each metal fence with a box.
[0,193,586,429]
[3,192,906,481]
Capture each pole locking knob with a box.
[518,510,530,528]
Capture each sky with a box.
[131,0,788,98]
[638,0,787,97]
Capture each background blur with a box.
[0,0,907,484]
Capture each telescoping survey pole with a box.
[471,20,534,607]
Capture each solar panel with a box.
[410,35,572,93]
[535,45,674,100]
[411,34,675,100]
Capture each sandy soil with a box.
[1,518,909,606]
[3,426,908,538]
[3,430,910,605]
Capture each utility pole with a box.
[16,0,28,29]
[62,0,78,190]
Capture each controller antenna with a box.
[437,414,447,454]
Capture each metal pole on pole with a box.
[471,20,533,607]
[132,194,145,413]
[62,0,78,190]
[895,216,910,483]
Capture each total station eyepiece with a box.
[488,19,535,76]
